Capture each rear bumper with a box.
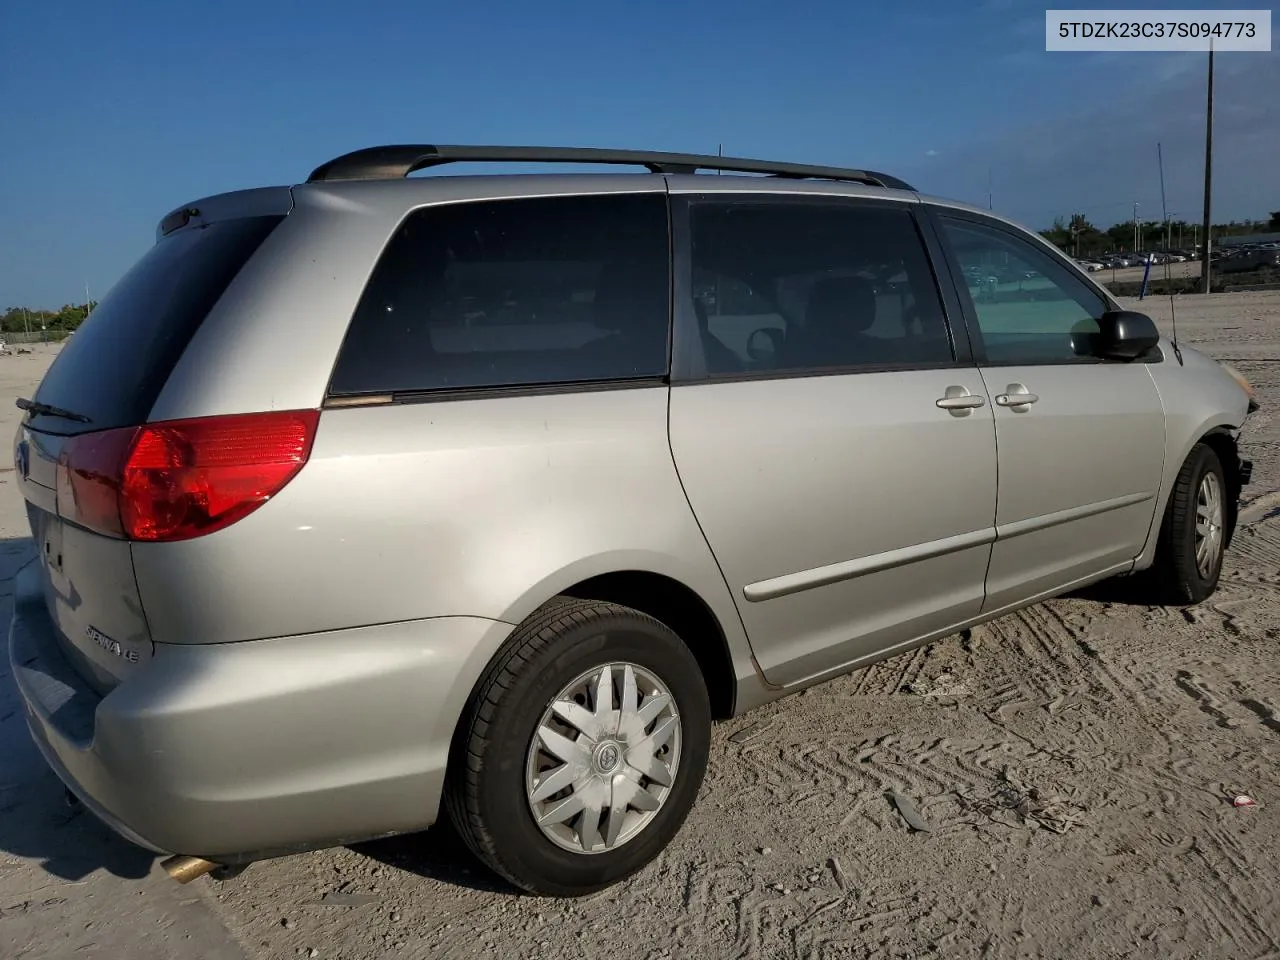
[8,561,512,861]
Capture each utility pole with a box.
[1133,202,1140,252]
[1200,45,1215,293]
[987,168,993,210]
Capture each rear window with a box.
[31,215,284,435]
[328,192,671,396]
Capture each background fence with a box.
[0,330,71,345]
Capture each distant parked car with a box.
[1220,248,1280,273]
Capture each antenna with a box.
[1157,141,1183,365]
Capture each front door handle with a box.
[936,394,986,410]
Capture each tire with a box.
[1151,443,1228,604]
[444,598,712,896]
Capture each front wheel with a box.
[1152,442,1228,604]
[445,598,711,896]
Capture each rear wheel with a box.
[1151,443,1228,604]
[445,598,711,896]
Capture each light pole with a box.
[1200,46,1214,293]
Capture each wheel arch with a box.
[1137,417,1244,568]
[1198,426,1243,548]
[556,570,738,720]
[458,551,757,734]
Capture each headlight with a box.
[1220,362,1253,397]
[1220,362,1259,412]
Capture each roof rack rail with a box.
[306,144,915,191]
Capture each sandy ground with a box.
[2,293,1280,960]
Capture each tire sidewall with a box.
[1178,445,1227,599]
[473,613,711,895]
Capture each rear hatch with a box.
[14,211,286,693]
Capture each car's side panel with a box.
[732,550,1138,706]
[669,372,999,688]
[129,388,759,689]
[924,206,1169,607]
[663,191,999,689]
[976,362,1167,610]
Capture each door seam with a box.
[975,366,1000,613]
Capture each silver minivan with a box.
[9,145,1257,896]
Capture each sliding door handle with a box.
[936,394,986,410]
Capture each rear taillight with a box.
[58,410,319,542]
[56,427,136,538]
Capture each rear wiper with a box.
[15,397,91,423]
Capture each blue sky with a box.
[2,0,1276,308]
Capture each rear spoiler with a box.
[155,186,295,242]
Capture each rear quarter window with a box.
[31,215,284,435]
[327,192,671,396]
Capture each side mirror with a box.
[1094,310,1160,360]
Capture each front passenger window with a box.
[939,217,1106,365]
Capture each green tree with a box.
[0,303,92,336]
[1040,216,1071,252]
[1065,214,1104,257]
[1106,223,1133,250]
